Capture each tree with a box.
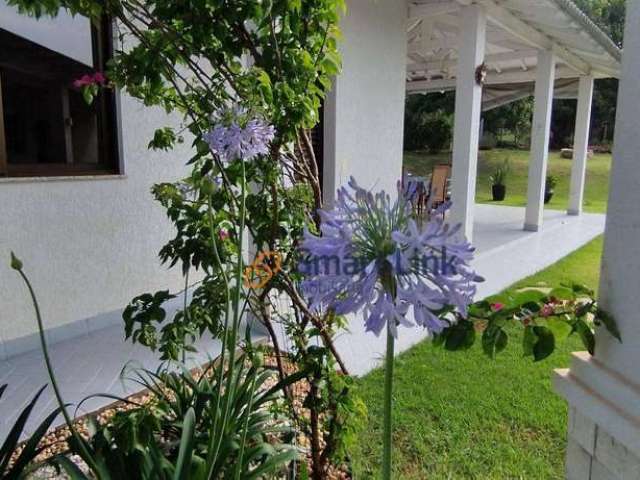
[555,0,625,145]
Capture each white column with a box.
[568,76,595,216]
[555,2,640,476]
[450,5,486,242]
[524,50,556,232]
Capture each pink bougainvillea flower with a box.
[540,304,555,317]
[73,74,93,88]
[218,228,230,241]
[73,72,108,89]
[491,302,505,312]
[92,71,107,84]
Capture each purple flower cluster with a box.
[203,117,275,162]
[300,178,482,337]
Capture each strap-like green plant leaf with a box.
[0,384,47,473]
[173,408,197,480]
[54,455,91,480]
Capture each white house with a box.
[2,2,638,476]
[0,3,192,357]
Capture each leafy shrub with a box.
[435,283,621,361]
[53,353,298,480]
[404,110,453,153]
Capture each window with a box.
[0,7,119,177]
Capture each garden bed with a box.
[21,353,350,479]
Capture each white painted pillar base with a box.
[568,76,595,216]
[555,2,640,479]
[450,5,486,242]
[524,50,556,232]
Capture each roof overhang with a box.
[407,0,622,96]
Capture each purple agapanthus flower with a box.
[203,111,275,162]
[299,177,483,338]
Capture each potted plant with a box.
[545,175,558,204]
[489,159,510,201]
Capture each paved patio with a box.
[0,204,605,438]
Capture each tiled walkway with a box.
[0,205,605,437]
[0,292,265,438]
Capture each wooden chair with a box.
[427,164,451,218]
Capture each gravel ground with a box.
[20,354,350,479]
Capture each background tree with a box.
[405,1,624,151]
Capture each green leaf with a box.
[511,289,547,306]
[53,455,90,479]
[148,127,178,151]
[173,408,196,480]
[549,287,576,301]
[244,448,298,480]
[532,326,555,362]
[546,317,573,341]
[0,384,47,472]
[575,318,596,355]
[444,320,476,351]
[482,324,508,359]
[570,283,594,296]
[468,300,491,318]
[256,69,273,103]
[81,85,95,105]
[289,0,302,13]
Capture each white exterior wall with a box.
[323,0,407,202]
[0,96,190,357]
[554,3,640,478]
[321,0,407,374]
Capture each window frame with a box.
[0,15,122,179]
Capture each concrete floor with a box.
[0,205,605,438]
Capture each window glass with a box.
[0,4,119,177]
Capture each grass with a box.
[403,148,612,214]
[351,236,604,479]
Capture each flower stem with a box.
[382,322,395,480]
[15,267,103,478]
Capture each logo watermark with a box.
[243,250,282,289]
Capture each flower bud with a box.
[10,252,23,271]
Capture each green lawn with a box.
[351,236,604,479]
[403,148,612,214]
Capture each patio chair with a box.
[427,164,451,218]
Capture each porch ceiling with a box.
[406,0,622,96]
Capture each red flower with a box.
[491,303,504,312]
[92,71,107,84]
[73,72,108,89]
[73,74,93,88]
[540,304,554,318]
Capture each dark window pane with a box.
[0,14,119,177]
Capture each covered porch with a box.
[405,0,621,241]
